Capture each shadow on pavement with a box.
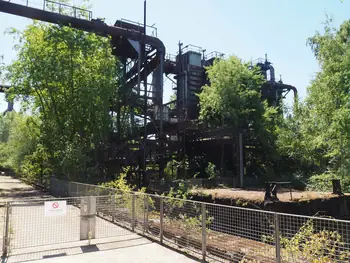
[2,236,152,263]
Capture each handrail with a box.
[44,0,92,20]
[0,0,166,52]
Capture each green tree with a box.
[305,19,350,190]
[5,21,119,182]
[277,18,350,191]
[199,56,279,180]
[0,112,39,172]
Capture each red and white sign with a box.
[45,201,67,216]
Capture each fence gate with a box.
[3,195,135,255]
[7,198,81,252]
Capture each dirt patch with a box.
[148,220,275,263]
[191,188,346,203]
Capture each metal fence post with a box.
[160,196,164,244]
[2,202,11,257]
[274,213,281,263]
[111,190,116,222]
[131,193,136,231]
[201,203,207,262]
[68,181,71,197]
[143,195,149,234]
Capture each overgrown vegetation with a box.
[242,219,350,263]
[1,18,118,183]
[276,18,350,192]
[1,0,350,194]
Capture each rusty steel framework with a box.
[0,0,297,188]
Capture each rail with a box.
[119,18,157,37]
[5,0,93,20]
[49,178,350,263]
[205,51,225,61]
[43,0,92,20]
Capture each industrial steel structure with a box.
[0,0,297,187]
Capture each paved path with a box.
[0,175,51,202]
[7,236,198,263]
[0,175,199,263]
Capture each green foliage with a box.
[164,181,191,200]
[3,19,119,182]
[0,113,40,176]
[199,56,280,180]
[271,220,348,263]
[99,169,155,219]
[276,18,350,191]
[243,219,350,263]
[164,159,179,180]
[100,168,134,192]
[168,91,176,110]
[205,162,218,179]
[199,56,266,128]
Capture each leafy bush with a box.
[242,219,350,263]
[307,168,350,193]
[307,171,338,192]
[99,169,134,192]
[205,162,218,179]
[99,169,154,223]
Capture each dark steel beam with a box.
[0,1,165,53]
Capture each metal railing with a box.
[5,0,93,20]
[44,0,92,20]
[48,178,350,263]
[205,51,225,61]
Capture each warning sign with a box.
[44,201,67,216]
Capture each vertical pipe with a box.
[137,47,142,96]
[239,132,244,188]
[144,0,147,35]
[159,197,164,244]
[159,52,164,135]
[201,203,207,262]
[158,52,165,180]
[142,0,148,187]
[274,213,281,263]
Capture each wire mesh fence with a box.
[8,197,81,250]
[4,178,348,262]
[277,213,350,263]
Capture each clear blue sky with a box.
[1,0,349,112]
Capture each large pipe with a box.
[269,65,275,82]
[159,51,164,135]
[283,84,298,100]
[290,86,298,100]
[0,1,165,53]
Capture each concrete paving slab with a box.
[0,175,200,263]
[6,236,199,263]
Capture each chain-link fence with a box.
[14,179,344,263]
